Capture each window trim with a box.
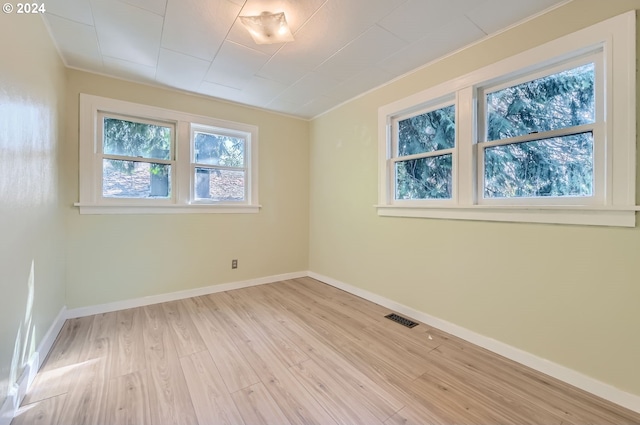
[189,123,252,204]
[391,97,457,205]
[98,112,177,205]
[477,54,603,206]
[377,11,637,227]
[77,94,260,214]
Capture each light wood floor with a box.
[12,277,640,425]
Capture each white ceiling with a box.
[43,0,568,119]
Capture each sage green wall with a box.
[309,1,640,396]
[0,14,67,407]
[64,70,310,308]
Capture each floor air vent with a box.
[385,313,418,328]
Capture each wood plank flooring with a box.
[12,277,640,425]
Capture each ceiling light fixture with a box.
[239,11,294,45]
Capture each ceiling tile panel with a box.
[91,0,163,67]
[325,67,396,104]
[272,0,406,71]
[274,72,340,105]
[320,0,408,37]
[256,44,331,86]
[45,0,94,25]
[103,56,157,82]
[296,96,341,118]
[120,0,168,16]
[379,0,477,42]
[155,49,210,91]
[264,97,306,116]
[44,14,101,68]
[161,0,241,61]
[466,0,565,34]
[258,0,408,83]
[204,41,270,90]
[378,16,485,77]
[238,76,288,107]
[256,54,312,86]
[42,0,568,118]
[199,81,244,101]
[314,26,406,82]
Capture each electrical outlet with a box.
[231,259,238,269]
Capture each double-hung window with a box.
[78,95,259,214]
[393,101,456,201]
[191,125,248,202]
[99,113,175,201]
[478,57,601,205]
[378,12,636,227]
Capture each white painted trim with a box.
[0,387,17,425]
[307,271,640,414]
[65,271,307,318]
[6,272,305,422]
[377,11,636,227]
[78,94,260,213]
[1,306,67,425]
[376,205,637,227]
[74,203,261,215]
[7,270,639,423]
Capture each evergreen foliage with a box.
[394,63,595,200]
[396,105,455,199]
[103,117,171,174]
[194,132,244,168]
[484,63,595,198]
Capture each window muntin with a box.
[391,102,456,201]
[99,114,175,200]
[191,125,249,203]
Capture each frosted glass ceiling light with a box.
[240,11,294,45]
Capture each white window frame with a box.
[477,53,604,207]
[97,112,177,206]
[390,96,457,206]
[77,94,260,214]
[190,123,252,204]
[377,11,637,227]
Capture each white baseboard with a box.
[4,272,305,423]
[66,271,307,319]
[0,306,67,425]
[0,386,18,425]
[308,271,640,415]
[7,270,638,423]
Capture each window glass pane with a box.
[194,132,245,167]
[103,117,171,159]
[395,154,452,200]
[484,132,593,198]
[103,159,171,198]
[194,168,245,201]
[486,63,595,141]
[398,105,455,156]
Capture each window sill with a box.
[74,203,261,215]
[375,205,638,227]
